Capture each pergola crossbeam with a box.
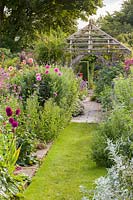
[67,22,131,66]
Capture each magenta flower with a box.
[9,117,14,124]
[36,76,42,81]
[6,106,13,117]
[131,59,133,65]
[124,58,133,66]
[54,68,59,73]
[58,72,62,76]
[45,70,49,74]
[45,65,51,69]
[16,109,21,116]
[15,166,22,171]
[12,120,18,128]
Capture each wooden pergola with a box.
[67,22,131,67]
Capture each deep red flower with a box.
[16,109,21,116]
[15,166,22,171]
[12,121,18,128]
[6,106,13,117]
[9,118,14,124]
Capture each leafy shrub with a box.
[11,66,79,111]
[34,29,69,65]
[72,99,84,117]
[94,64,124,99]
[37,99,63,141]
[114,75,133,110]
[92,106,133,167]
[98,86,113,111]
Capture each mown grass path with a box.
[23,123,106,200]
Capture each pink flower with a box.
[8,66,14,71]
[45,65,51,69]
[131,59,133,65]
[16,109,21,116]
[58,72,63,76]
[54,68,59,73]
[45,70,49,74]
[36,73,41,77]
[125,66,130,71]
[124,58,133,66]
[19,96,22,100]
[28,58,33,64]
[36,76,42,81]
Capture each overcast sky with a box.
[78,0,125,29]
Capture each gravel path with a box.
[72,91,102,123]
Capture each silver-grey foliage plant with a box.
[82,139,133,200]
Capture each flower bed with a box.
[0,59,85,199]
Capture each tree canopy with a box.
[97,0,133,48]
[0,0,102,51]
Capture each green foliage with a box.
[98,0,133,47]
[9,66,79,162]
[0,125,25,199]
[92,106,133,167]
[94,64,124,100]
[14,69,36,102]
[0,94,35,166]
[0,0,102,50]
[83,140,133,200]
[37,99,63,142]
[98,86,113,111]
[34,30,69,65]
[11,66,79,109]
[114,75,133,109]
[72,99,84,117]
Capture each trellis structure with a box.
[67,21,131,66]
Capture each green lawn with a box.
[23,123,106,200]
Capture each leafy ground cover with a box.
[23,123,106,200]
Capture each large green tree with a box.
[0,0,102,51]
[98,0,133,47]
